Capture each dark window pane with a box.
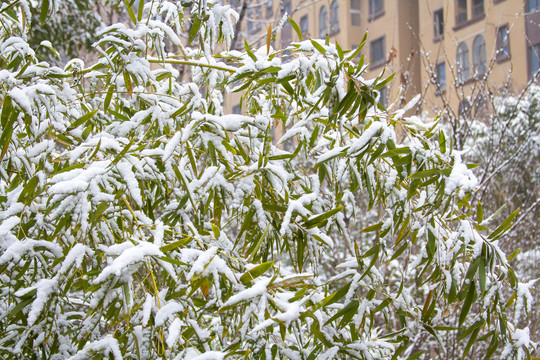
[300,15,308,35]
[319,6,328,38]
[456,42,470,82]
[529,44,540,77]
[472,0,484,17]
[472,35,486,76]
[351,0,361,26]
[433,9,443,39]
[456,0,467,24]
[330,0,340,34]
[436,62,446,90]
[369,0,384,16]
[371,36,385,65]
[496,25,510,59]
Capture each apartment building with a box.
[227,0,539,117]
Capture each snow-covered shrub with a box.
[0,0,536,359]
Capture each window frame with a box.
[370,36,386,69]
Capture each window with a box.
[371,36,385,67]
[232,104,241,114]
[472,35,487,77]
[319,6,328,38]
[247,5,262,35]
[528,0,540,12]
[496,25,510,60]
[472,0,484,17]
[433,8,444,40]
[351,0,361,26]
[456,0,467,24]
[456,42,470,83]
[369,0,384,18]
[528,44,540,78]
[435,62,446,92]
[330,0,340,34]
[265,0,273,18]
[300,15,308,36]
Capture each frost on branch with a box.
[0,1,535,359]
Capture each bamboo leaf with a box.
[303,206,344,229]
[40,0,49,26]
[289,17,302,41]
[124,0,137,23]
[488,208,519,240]
[240,261,274,285]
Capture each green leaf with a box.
[1,95,12,127]
[158,256,188,267]
[361,222,382,233]
[111,138,135,166]
[439,130,446,153]
[478,258,486,292]
[124,0,137,23]
[374,297,392,313]
[408,169,439,179]
[324,300,359,327]
[69,109,98,130]
[310,40,326,54]
[0,109,16,162]
[303,206,344,229]
[160,237,192,253]
[380,147,411,157]
[462,328,480,359]
[289,17,302,41]
[239,261,274,285]
[506,248,520,262]
[103,85,114,112]
[137,0,144,21]
[40,0,49,26]
[476,201,484,223]
[459,283,476,327]
[488,208,519,240]
[301,283,350,319]
[189,15,202,44]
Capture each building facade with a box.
[226,0,539,116]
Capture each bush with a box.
[0,0,535,359]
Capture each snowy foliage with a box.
[0,0,536,359]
